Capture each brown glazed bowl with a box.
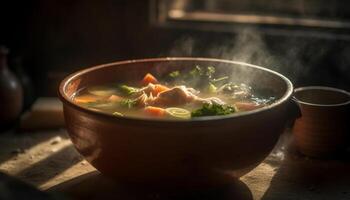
[292,86,350,158]
[58,58,294,188]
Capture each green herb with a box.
[118,85,140,96]
[189,65,203,77]
[188,66,215,78]
[206,66,215,78]
[169,70,180,78]
[120,99,137,108]
[166,66,221,89]
[191,103,235,117]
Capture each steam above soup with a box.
[73,66,276,119]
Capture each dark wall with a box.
[1,0,175,95]
[1,0,349,97]
[1,0,166,95]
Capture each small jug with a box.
[0,46,23,128]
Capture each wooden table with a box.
[0,130,349,200]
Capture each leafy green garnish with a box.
[120,99,137,108]
[118,85,140,96]
[189,65,202,77]
[186,66,218,88]
[191,103,235,117]
[165,66,226,91]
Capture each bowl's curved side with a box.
[63,101,287,187]
[59,57,293,187]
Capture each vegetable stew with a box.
[73,66,276,119]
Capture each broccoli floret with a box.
[119,99,137,108]
[118,85,140,96]
[191,103,235,117]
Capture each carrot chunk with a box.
[235,102,263,111]
[144,106,165,117]
[152,84,170,96]
[74,94,102,104]
[142,73,158,85]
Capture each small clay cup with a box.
[292,86,350,158]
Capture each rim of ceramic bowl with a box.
[294,86,350,107]
[58,57,293,123]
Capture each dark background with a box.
[1,0,349,99]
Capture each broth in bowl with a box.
[73,65,276,119]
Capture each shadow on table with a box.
[262,143,350,200]
[0,172,67,200]
[0,130,70,166]
[15,145,82,186]
[49,171,253,200]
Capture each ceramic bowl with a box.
[59,57,296,188]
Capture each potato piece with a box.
[108,95,122,102]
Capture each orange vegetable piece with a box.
[152,84,170,96]
[74,94,102,104]
[144,106,165,117]
[235,102,263,111]
[142,73,158,85]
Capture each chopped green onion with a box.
[165,107,191,119]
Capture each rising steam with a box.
[164,28,333,85]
